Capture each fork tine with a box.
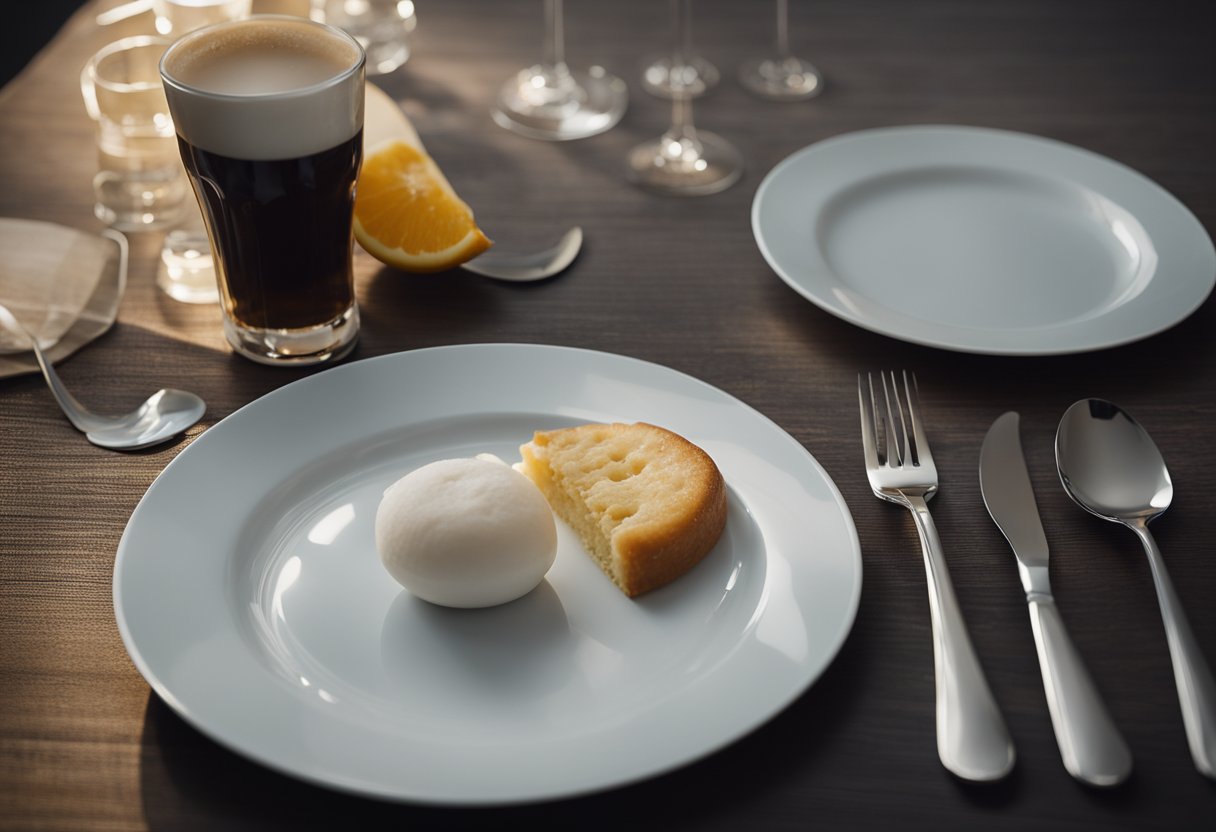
[858,373,881,468]
[885,372,914,467]
[903,370,931,466]
[880,371,903,466]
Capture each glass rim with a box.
[87,35,173,94]
[159,14,366,102]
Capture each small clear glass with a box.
[152,0,252,36]
[158,212,217,304]
[627,0,741,195]
[310,0,417,76]
[492,0,627,141]
[641,0,718,100]
[80,36,188,232]
[739,0,823,100]
[149,0,253,304]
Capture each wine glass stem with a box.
[669,91,695,141]
[535,0,579,101]
[672,0,691,66]
[668,0,697,141]
[544,0,566,69]
[776,0,791,59]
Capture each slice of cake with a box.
[519,422,727,597]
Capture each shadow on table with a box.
[761,273,1216,403]
[947,763,1146,814]
[136,632,867,829]
[361,261,506,330]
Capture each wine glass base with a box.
[492,67,628,141]
[626,130,743,196]
[739,56,823,100]
[642,55,719,99]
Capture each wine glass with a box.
[626,0,741,195]
[492,0,627,141]
[640,0,718,100]
[740,0,823,100]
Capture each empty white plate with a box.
[752,125,1215,354]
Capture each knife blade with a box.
[979,411,1132,787]
[979,411,1050,596]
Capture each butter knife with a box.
[979,411,1132,787]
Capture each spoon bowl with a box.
[1056,397,1174,522]
[1056,398,1215,779]
[462,226,582,282]
[0,303,206,451]
[84,388,208,451]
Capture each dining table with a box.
[2,0,1214,828]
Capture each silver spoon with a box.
[0,303,205,451]
[1056,398,1216,779]
[462,226,582,282]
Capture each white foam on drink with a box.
[161,16,364,160]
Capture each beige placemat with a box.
[0,218,127,379]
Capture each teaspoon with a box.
[462,226,582,282]
[1056,398,1216,779]
[0,303,206,451]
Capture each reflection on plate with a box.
[752,125,1215,355]
[114,344,861,805]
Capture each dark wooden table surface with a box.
[2,0,1214,828]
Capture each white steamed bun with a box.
[374,455,557,608]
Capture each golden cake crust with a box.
[519,422,727,597]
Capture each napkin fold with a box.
[0,218,127,379]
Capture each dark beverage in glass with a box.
[160,15,366,365]
[177,132,362,331]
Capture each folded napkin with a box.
[0,218,126,379]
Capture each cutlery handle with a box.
[907,495,1015,782]
[1027,595,1132,786]
[1133,524,1216,779]
[0,304,107,434]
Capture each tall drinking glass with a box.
[160,16,366,366]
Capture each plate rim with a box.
[113,343,863,805]
[751,123,1216,355]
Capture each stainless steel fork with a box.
[859,371,1015,782]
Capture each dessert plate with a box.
[114,344,861,805]
[752,125,1215,355]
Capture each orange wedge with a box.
[354,138,492,273]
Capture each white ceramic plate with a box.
[114,345,861,805]
[752,125,1215,355]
